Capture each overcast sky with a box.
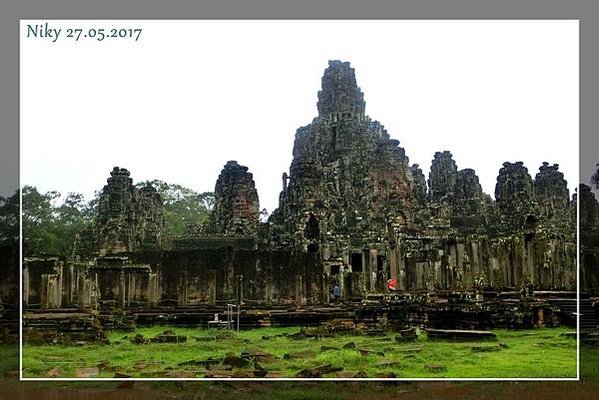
[20,20,579,213]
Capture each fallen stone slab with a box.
[265,370,285,378]
[396,327,419,342]
[335,370,368,378]
[232,370,254,378]
[342,342,356,349]
[399,347,422,353]
[131,334,147,344]
[139,371,170,378]
[378,360,402,368]
[295,364,343,378]
[425,329,497,341]
[223,353,253,368]
[75,367,99,378]
[46,367,63,378]
[204,369,235,378]
[374,371,397,378]
[164,371,196,378]
[283,350,316,359]
[241,350,278,364]
[133,361,148,370]
[178,358,221,368]
[150,334,187,343]
[357,348,385,357]
[253,369,268,378]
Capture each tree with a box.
[135,180,214,238]
[21,185,94,256]
[592,163,599,190]
[0,190,19,245]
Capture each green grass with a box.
[21,326,577,379]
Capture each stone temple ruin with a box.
[23,60,590,340]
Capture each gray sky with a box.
[21,20,579,213]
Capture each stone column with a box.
[369,248,378,292]
[209,269,217,305]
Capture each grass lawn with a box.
[21,326,577,379]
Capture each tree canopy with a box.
[135,180,214,238]
[20,186,95,256]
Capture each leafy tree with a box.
[135,180,214,238]
[21,185,94,256]
[592,163,599,190]
[0,190,19,245]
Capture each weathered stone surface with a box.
[425,329,497,341]
[428,151,458,202]
[222,353,253,368]
[410,164,427,206]
[495,162,537,231]
[74,167,166,257]
[207,161,260,237]
[534,162,570,220]
[295,364,343,378]
[75,367,99,378]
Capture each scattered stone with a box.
[425,329,497,341]
[400,347,422,353]
[378,360,402,368]
[265,371,285,378]
[150,334,187,343]
[283,350,316,359]
[204,369,235,378]
[253,369,268,378]
[356,348,384,357]
[241,350,278,364]
[295,364,343,378]
[232,370,254,378]
[374,371,397,378]
[114,372,132,378]
[165,371,196,378]
[178,358,221,368]
[499,342,509,348]
[133,362,148,370]
[335,370,368,378]
[75,367,99,378]
[132,334,146,344]
[223,353,253,368]
[425,363,447,373]
[396,327,419,342]
[342,342,356,349]
[46,367,63,378]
